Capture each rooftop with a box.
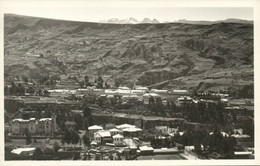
[116,124,136,129]
[109,128,121,132]
[139,146,154,151]
[143,93,160,97]
[39,118,52,121]
[88,125,103,130]
[11,148,36,155]
[123,127,142,132]
[112,134,124,138]
[95,130,111,137]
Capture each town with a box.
[4,75,254,160]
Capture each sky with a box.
[0,0,255,22]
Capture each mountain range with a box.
[100,17,252,25]
[4,14,253,94]
[100,17,160,24]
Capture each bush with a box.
[43,147,55,155]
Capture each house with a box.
[135,86,149,92]
[88,125,103,137]
[172,90,189,96]
[131,90,146,96]
[122,127,142,137]
[155,126,168,134]
[112,134,125,146]
[118,86,131,90]
[121,94,139,103]
[151,89,168,94]
[220,98,229,105]
[177,96,193,105]
[142,93,161,104]
[168,127,179,134]
[123,138,138,149]
[234,128,243,135]
[209,131,229,137]
[139,146,154,155]
[231,134,251,142]
[109,128,122,136]
[93,130,112,145]
[116,124,136,130]
[48,89,75,98]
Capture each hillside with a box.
[4,14,254,93]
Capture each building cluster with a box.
[88,124,142,147]
[47,86,191,105]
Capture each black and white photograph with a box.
[1,0,259,165]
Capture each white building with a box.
[93,130,112,145]
[11,117,55,136]
[135,86,149,92]
[151,89,168,94]
[48,89,75,98]
[116,124,136,130]
[88,125,103,137]
[112,134,125,146]
[173,90,189,96]
[109,128,122,136]
[155,126,168,133]
[131,89,146,96]
[118,86,131,90]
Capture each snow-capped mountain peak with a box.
[100,17,160,24]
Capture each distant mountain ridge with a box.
[175,18,253,25]
[4,14,253,93]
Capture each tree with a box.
[74,114,83,130]
[22,76,29,83]
[4,85,9,95]
[43,89,50,96]
[114,80,120,88]
[11,81,16,94]
[194,139,202,154]
[64,129,72,145]
[16,83,25,95]
[53,141,60,152]
[27,86,35,94]
[83,117,90,130]
[5,130,11,142]
[219,136,231,155]
[25,128,31,145]
[97,76,103,89]
[40,53,44,58]
[71,130,80,146]
[83,132,90,149]
[79,80,85,88]
[83,106,92,118]
[22,112,30,119]
[85,75,89,84]
[105,82,110,89]
[33,148,43,160]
